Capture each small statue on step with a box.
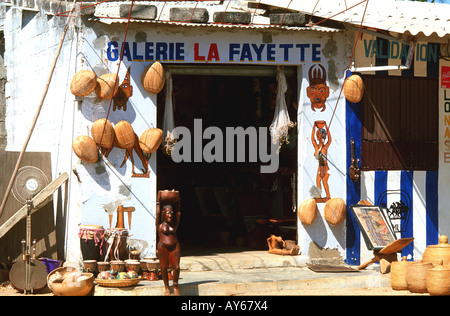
[267,235,299,256]
[156,190,181,296]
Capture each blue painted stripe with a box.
[400,171,414,258]
[426,171,439,246]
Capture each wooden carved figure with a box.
[306,64,329,112]
[312,121,332,200]
[156,190,181,296]
[113,67,133,111]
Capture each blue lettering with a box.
[107,41,119,61]
[175,42,185,61]
[240,43,253,61]
[122,42,132,61]
[229,43,240,61]
[267,44,276,61]
[145,42,154,61]
[279,44,293,62]
[132,42,143,61]
[251,44,265,61]
[295,44,310,62]
[312,43,321,62]
[156,42,168,61]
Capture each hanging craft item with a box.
[324,197,346,226]
[91,118,115,156]
[105,121,149,178]
[162,70,177,155]
[72,135,98,163]
[141,61,165,94]
[95,73,119,100]
[70,69,97,97]
[343,74,364,103]
[298,198,317,225]
[269,66,296,152]
[139,128,163,154]
[113,67,133,111]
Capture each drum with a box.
[78,225,105,261]
[104,228,128,261]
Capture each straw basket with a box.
[426,259,450,296]
[95,277,141,288]
[343,75,364,103]
[47,266,94,296]
[91,119,115,149]
[70,69,97,97]
[391,256,411,290]
[72,135,98,163]
[95,73,119,100]
[406,260,433,293]
[139,128,163,154]
[422,235,450,266]
[298,198,317,225]
[141,61,165,94]
[324,197,346,226]
[114,121,135,149]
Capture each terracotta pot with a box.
[343,74,364,103]
[298,198,317,225]
[72,135,98,163]
[91,118,115,149]
[70,69,97,97]
[95,73,119,100]
[422,235,450,266]
[391,256,411,290]
[141,61,165,94]
[139,128,163,154]
[427,259,450,296]
[324,197,346,226]
[405,260,433,293]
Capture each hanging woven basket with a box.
[91,118,115,149]
[324,198,346,226]
[95,73,119,100]
[343,75,364,103]
[141,61,165,94]
[298,198,317,225]
[139,128,163,154]
[114,121,135,149]
[72,135,98,163]
[70,69,97,97]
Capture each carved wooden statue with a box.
[267,235,299,256]
[156,190,181,296]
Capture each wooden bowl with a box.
[47,266,94,296]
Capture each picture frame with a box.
[349,204,397,251]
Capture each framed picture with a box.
[349,204,396,250]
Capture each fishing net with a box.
[162,70,178,155]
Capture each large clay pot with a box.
[343,74,364,103]
[95,73,119,100]
[139,128,163,154]
[324,198,346,225]
[91,118,115,149]
[141,61,165,94]
[422,235,450,266]
[70,69,97,97]
[405,260,433,293]
[427,259,450,296]
[391,256,411,290]
[298,198,317,225]
[72,135,98,163]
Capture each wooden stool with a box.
[357,237,414,274]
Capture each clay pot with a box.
[298,198,317,225]
[110,260,125,273]
[422,235,450,266]
[427,259,450,296]
[72,135,98,163]
[324,198,346,226]
[343,74,364,103]
[70,69,97,97]
[139,128,163,154]
[114,121,135,149]
[95,73,119,100]
[141,61,165,94]
[405,260,433,293]
[391,256,411,290]
[91,119,115,149]
[97,261,110,272]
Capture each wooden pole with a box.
[0,1,77,219]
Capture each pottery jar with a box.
[390,256,411,290]
[405,260,433,293]
[426,259,450,296]
[422,235,450,266]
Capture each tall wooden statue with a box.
[156,190,181,296]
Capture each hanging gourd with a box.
[298,198,317,225]
[72,135,98,163]
[324,198,346,226]
[95,73,119,100]
[343,74,364,103]
[70,69,97,97]
[139,128,163,154]
[141,61,165,94]
[91,118,115,155]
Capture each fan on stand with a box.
[9,166,49,294]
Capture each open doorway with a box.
[157,64,298,254]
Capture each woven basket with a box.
[114,121,135,149]
[91,118,115,149]
[324,198,346,226]
[298,198,317,225]
[422,235,450,266]
[391,256,411,290]
[95,73,119,100]
[426,259,450,296]
[70,69,97,97]
[343,75,364,103]
[72,135,98,163]
[95,277,142,288]
[141,61,165,94]
[406,260,433,293]
[139,128,163,154]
